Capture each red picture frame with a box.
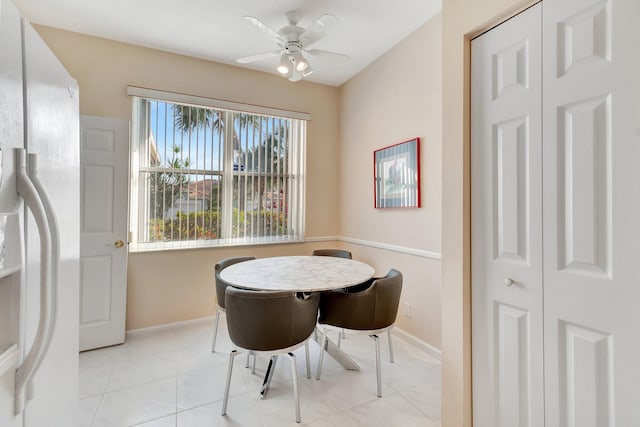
[373,137,421,208]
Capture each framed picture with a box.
[374,137,421,208]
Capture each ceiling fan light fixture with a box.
[293,52,308,71]
[289,67,304,82]
[276,54,290,74]
[240,12,350,83]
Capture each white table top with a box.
[220,256,375,292]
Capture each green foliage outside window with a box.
[147,208,287,241]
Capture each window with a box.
[128,89,307,251]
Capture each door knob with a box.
[106,240,125,248]
[504,278,515,287]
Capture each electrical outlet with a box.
[403,302,411,318]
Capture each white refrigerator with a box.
[0,0,80,426]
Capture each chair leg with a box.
[289,352,301,423]
[211,309,221,353]
[371,334,382,397]
[260,355,278,399]
[388,330,394,363]
[245,351,257,373]
[221,350,239,416]
[337,330,342,348]
[316,328,328,380]
[305,341,311,379]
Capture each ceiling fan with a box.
[236,11,351,82]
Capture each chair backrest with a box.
[371,269,403,329]
[312,249,352,259]
[318,269,403,331]
[214,256,255,309]
[225,288,320,352]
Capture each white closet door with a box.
[471,4,543,426]
[543,0,640,426]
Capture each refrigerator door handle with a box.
[13,149,58,415]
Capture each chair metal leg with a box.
[211,310,221,353]
[388,330,394,363]
[370,335,382,397]
[316,328,328,380]
[245,351,257,373]
[305,341,311,379]
[221,350,239,415]
[260,355,278,399]
[337,330,342,348]
[289,352,301,423]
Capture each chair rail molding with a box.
[335,236,441,260]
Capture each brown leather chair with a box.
[315,269,402,397]
[221,287,320,423]
[211,256,255,353]
[311,248,352,342]
[312,248,352,259]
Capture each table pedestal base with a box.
[312,328,360,371]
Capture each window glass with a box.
[130,97,306,251]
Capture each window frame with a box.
[128,87,308,252]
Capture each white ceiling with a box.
[13,0,441,86]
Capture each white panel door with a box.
[79,115,129,351]
[471,4,543,427]
[542,0,640,425]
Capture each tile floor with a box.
[79,318,441,426]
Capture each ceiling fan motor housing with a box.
[283,41,303,54]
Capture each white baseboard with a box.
[126,316,215,337]
[392,327,441,360]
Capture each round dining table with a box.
[220,255,375,397]
[219,255,375,292]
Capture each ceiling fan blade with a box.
[302,65,314,77]
[244,16,285,45]
[306,49,351,64]
[299,14,338,46]
[236,50,281,64]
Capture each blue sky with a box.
[149,100,223,172]
[148,100,287,177]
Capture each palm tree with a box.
[149,144,190,219]
[172,105,284,212]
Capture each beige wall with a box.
[441,1,537,426]
[33,26,342,330]
[339,15,442,347]
[35,21,445,347]
[34,25,341,239]
[127,242,338,329]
